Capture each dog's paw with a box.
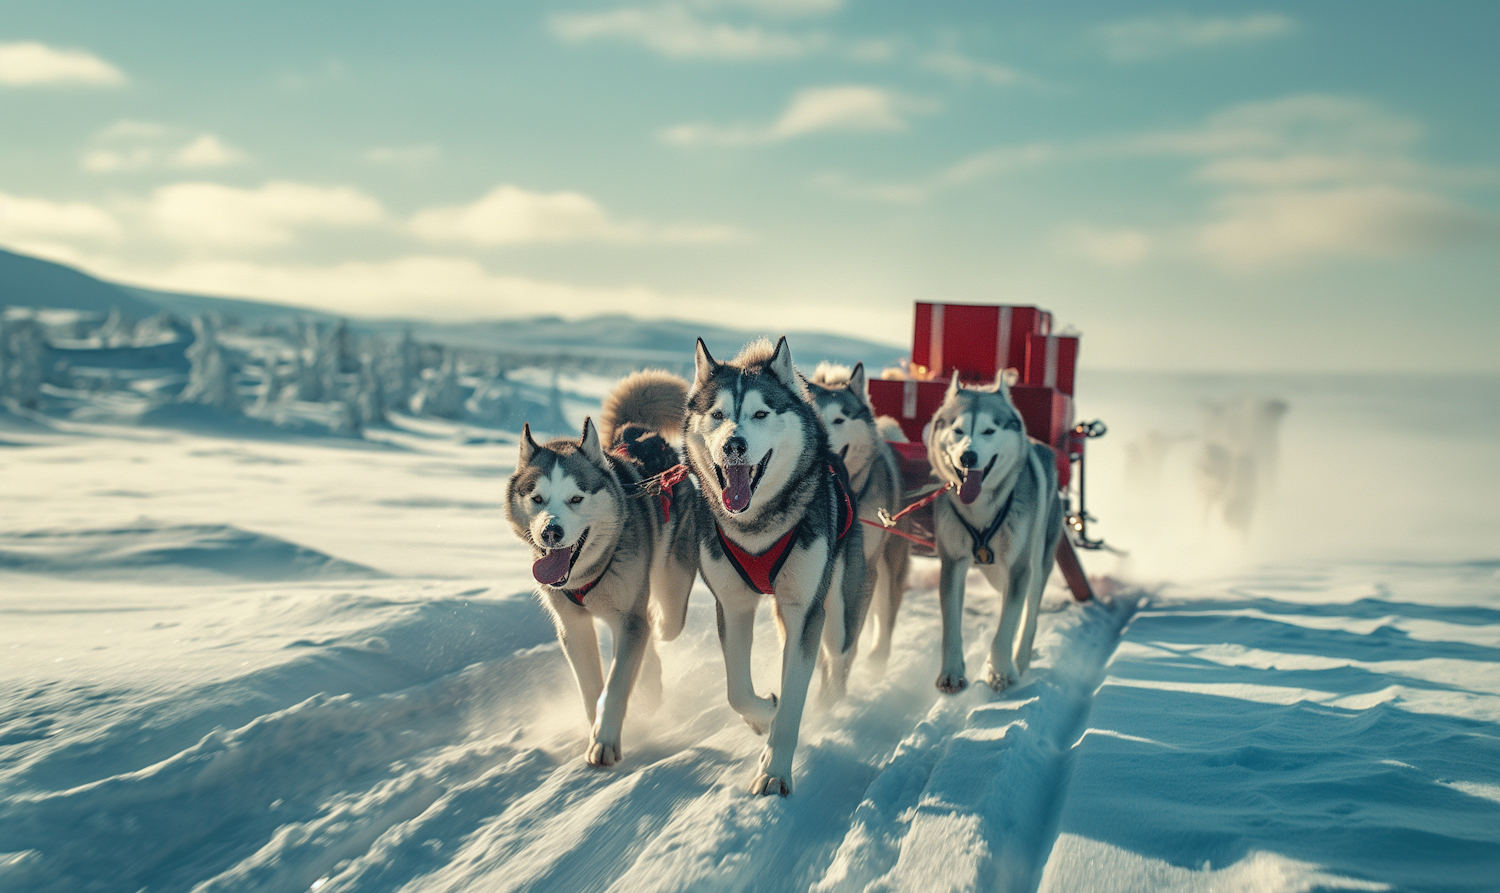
[585,740,622,767]
[983,662,1019,692]
[936,671,968,694]
[749,773,792,797]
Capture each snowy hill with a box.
[0,249,161,320]
[0,248,905,372]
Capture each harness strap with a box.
[717,524,798,595]
[953,487,1017,565]
[716,461,854,595]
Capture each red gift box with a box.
[1023,334,1079,396]
[911,303,1052,383]
[869,378,949,444]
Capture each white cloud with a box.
[1097,13,1296,61]
[813,143,1055,203]
[664,85,912,146]
[171,135,246,168]
[1195,186,1495,268]
[695,0,842,16]
[0,192,121,241]
[141,181,386,249]
[83,122,248,172]
[85,254,702,321]
[0,41,125,87]
[921,51,1022,86]
[1054,225,1153,267]
[550,4,825,59]
[409,185,742,245]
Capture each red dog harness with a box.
[717,463,854,595]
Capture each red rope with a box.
[859,517,936,550]
[856,483,951,552]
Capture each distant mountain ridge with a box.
[2,246,906,372]
[0,249,161,319]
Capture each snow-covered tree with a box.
[351,353,387,426]
[412,351,463,418]
[0,313,47,409]
[98,308,134,347]
[179,316,241,412]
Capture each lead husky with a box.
[504,370,699,767]
[806,362,911,668]
[927,372,1065,694]
[685,337,865,797]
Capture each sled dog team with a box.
[505,336,1063,796]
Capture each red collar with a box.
[557,555,612,606]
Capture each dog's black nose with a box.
[540,523,565,548]
[960,450,978,468]
[724,435,748,461]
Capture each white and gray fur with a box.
[927,371,1065,694]
[806,361,911,669]
[684,337,866,797]
[504,370,699,767]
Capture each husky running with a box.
[805,361,911,669]
[927,371,1065,694]
[684,337,865,796]
[504,370,699,767]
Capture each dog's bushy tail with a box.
[599,370,689,449]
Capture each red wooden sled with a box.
[865,302,1107,602]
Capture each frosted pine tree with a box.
[0,313,46,409]
[179,316,241,412]
[352,353,387,426]
[412,351,463,418]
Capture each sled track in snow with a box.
[0,582,1141,893]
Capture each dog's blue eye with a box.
[531,494,543,504]
[568,495,584,505]
[754,411,768,420]
[711,410,725,420]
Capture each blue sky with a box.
[2,1,1496,372]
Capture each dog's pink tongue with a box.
[532,548,572,586]
[958,468,983,504]
[722,464,753,513]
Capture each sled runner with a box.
[866,301,1108,602]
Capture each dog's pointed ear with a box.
[945,369,961,401]
[694,338,718,386]
[993,367,1019,395]
[767,336,796,387]
[519,423,540,464]
[849,362,868,402]
[579,417,607,466]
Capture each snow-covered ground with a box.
[2,370,1497,893]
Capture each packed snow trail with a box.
[1038,564,1500,893]
[0,562,1139,893]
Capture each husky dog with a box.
[684,337,865,797]
[806,361,911,668]
[504,370,698,767]
[927,372,1065,694]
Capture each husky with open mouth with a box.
[806,361,911,671]
[504,370,699,767]
[684,337,865,796]
[927,371,1065,694]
